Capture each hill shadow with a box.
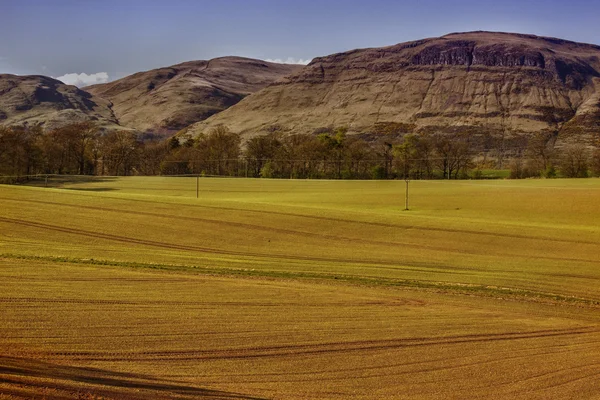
[63,187,118,192]
[0,356,265,399]
[2,175,122,189]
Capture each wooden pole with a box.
[196,175,199,199]
[404,180,409,211]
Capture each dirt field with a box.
[1,178,600,399]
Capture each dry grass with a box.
[1,177,600,399]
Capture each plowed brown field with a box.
[1,178,599,399]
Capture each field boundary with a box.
[3,253,599,308]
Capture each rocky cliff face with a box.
[186,32,600,144]
[0,74,119,130]
[85,57,302,135]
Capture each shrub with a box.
[260,161,275,178]
[371,165,386,180]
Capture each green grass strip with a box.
[2,253,599,307]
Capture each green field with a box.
[1,177,600,399]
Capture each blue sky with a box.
[1,0,599,85]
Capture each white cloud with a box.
[54,72,109,87]
[266,57,311,65]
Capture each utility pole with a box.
[404,155,410,211]
[196,175,199,198]
[404,179,410,211]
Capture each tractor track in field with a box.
[0,197,343,241]
[2,200,600,266]
[0,196,495,252]
[2,215,599,268]
[528,368,600,392]
[89,195,600,246]
[198,338,600,382]
[2,197,454,253]
[33,326,600,362]
[198,355,600,385]
[4,195,600,247]
[0,297,420,307]
[0,356,264,400]
[0,215,468,269]
[502,361,600,395]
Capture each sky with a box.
[1,0,599,86]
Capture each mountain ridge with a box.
[3,32,599,145]
[0,57,302,134]
[0,74,121,131]
[84,56,302,135]
[185,31,600,145]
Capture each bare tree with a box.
[0,126,43,177]
[100,131,140,176]
[138,140,169,175]
[244,132,282,177]
[558,144,589,178]
[195,126,241,176]
[591,148,600,177]
[526,130,556,176]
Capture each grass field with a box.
[1,177,600,399]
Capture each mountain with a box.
[0,74,120,131]
[185,32,600,144]
[84,57,302,135]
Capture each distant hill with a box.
[84,57,302,135]
[0,74,120,131]
[186,32,600,145]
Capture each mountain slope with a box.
[186,32,600,143]
[0,74,120,130]
[85,57,302,134]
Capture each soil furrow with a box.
[0,297,415,307]
[36,327,600,361]
[2,212,598,267]
[5,194,599,246]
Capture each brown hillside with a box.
[187,32,600,144]
[0,74,120,131]
[85,57,302,134]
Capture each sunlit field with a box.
[1,177,600,399]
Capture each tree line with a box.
[1,122,599,180]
